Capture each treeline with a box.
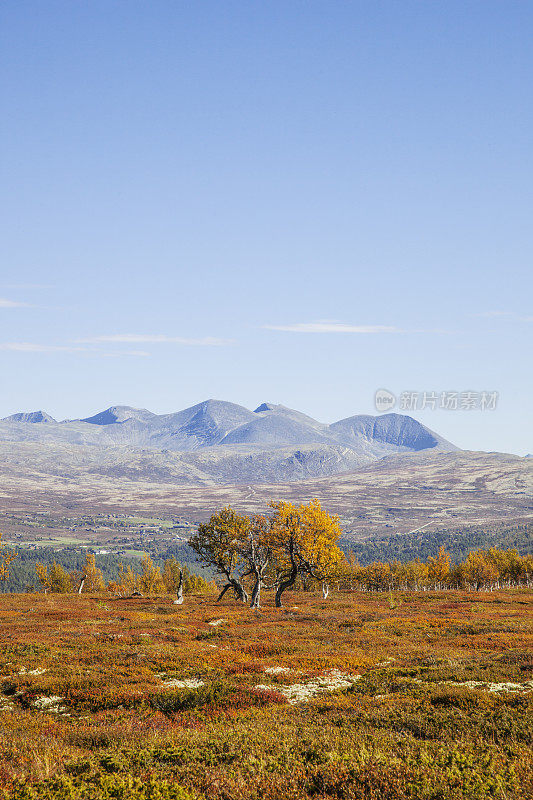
[340,546,533,591]
[339,521,532,565]
[0,547,136,593]
[2,511,532,597]
[0,545,211,594]
[20,545,533,595]
[107,555,217,597]
[190,504,533,600]
[31,552,217,596]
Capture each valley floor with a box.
[0,589,532,799]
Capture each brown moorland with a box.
[0,451,531,546]
[0,588,532,800]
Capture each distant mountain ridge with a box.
[0,399,458,484]
[4,410,56,424]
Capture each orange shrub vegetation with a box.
[0,587,531,800]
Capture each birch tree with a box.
[269,499,344,607]
[190,507,251,603]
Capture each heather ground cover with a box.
[0,589,531,799]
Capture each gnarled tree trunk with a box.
[217,578,248,604]
[275,562,298,608]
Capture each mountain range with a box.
[0,401,530,538]
[0,399,458,485]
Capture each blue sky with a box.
[1,1,531,454]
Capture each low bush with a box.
[7,775,199,800]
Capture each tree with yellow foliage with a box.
[269,499,344,607]
[36,561,73,593]
[191,508,273,606]
[427,546,451,589]
[107,563,138,596]
[0,532,17,590]
[486,547,524,587]
[190,507,252,603]
[462,550,499,590]
[361,560,393,591]
[162,558,183,593]
[78,553,105,594]
[107,555,165,596]
[138,554,166,594]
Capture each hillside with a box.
[340,520,533,564]
[0,449,530,542]
[0,401,529,551]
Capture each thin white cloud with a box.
[0,297,31,308]
[0,342,84,353]
[76,334,233,345]
[264,321,402,334]
[100,350,151,358]
[476,310,510,318]
[475,311,533,322]
[0,343,149,356]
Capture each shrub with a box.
[7,774,199,800]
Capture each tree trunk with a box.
[322,583,329,600]
[275,564,298,608]
[78,577,85,595]
[216,583,232,602]
[174,570,184,605]
[234,581,248,603]
[250,578,261,609]
[217,579,248,604]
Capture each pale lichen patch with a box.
[156,674,205,689]
[444,680,533,693]
[19,667,47,676]
[163,679,204,689]
[33,695,67,713]
[256,670,361,704]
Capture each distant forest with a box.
[340,521,532,564]
[0,541,208,593]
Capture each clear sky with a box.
[1,1,531,454]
